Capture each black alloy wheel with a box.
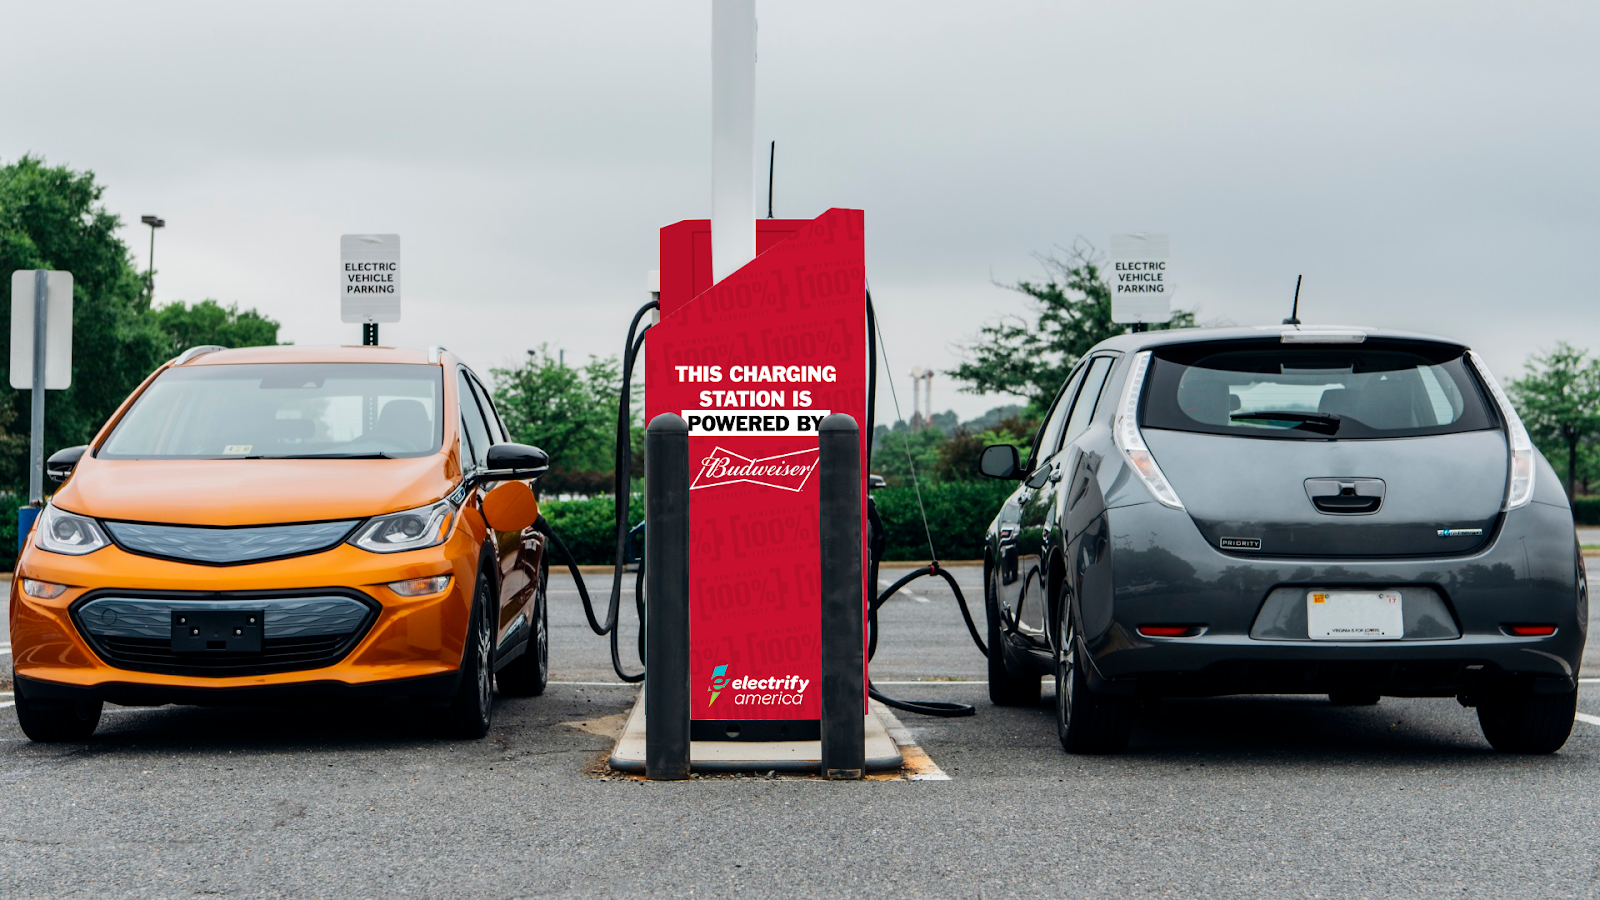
[495,557,550,697]
[1054,597,1133,754]
[435,563,495,739]
[986,566,1040,707]
[13,669,102,743]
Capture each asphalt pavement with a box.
[2,563,1600,898]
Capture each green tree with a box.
[489,345,633,495]
[0,156,168,485]
[932,414,1039,482]
[950,243,1195,415]
[870,424,947,488]
[1510,342,1600,498]
[152,299,280,356]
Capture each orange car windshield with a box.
[98,363,445,460]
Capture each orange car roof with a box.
[179,345,440,366]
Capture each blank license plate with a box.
[172,609,264,653]
[1306,590,1403,640]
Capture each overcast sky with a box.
[4,1,1595,421]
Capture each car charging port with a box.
[1137,625,1206,638]
[1503,624,1558,637]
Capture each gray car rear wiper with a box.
[1229,410,1341,434]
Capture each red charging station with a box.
[645,209,868,741]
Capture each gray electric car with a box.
[979,325,1586,754]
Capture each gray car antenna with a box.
[1282,275,1303,326]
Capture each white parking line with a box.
[878,578,929,604]
[1576,712,1600,729]
[871,701,950,781]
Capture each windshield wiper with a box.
[1229,410,1342,434]
[258,452,398,460]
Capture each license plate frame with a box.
[171,609,264,653]
[1306,590,1403,641]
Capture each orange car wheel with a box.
[433,559,495,739]
[14,668,103,742]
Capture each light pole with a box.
[140,215,165,307]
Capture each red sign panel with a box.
[646,209,867,723]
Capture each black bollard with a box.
[818,413,865,779]
[645,413,691,781]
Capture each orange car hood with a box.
[53,456,459,526]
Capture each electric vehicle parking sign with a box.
[1109,232,1172,324]
[647,209,868,727]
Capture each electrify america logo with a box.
[708,664,731,706]
[690,446,820,493]
[706,664,811,707]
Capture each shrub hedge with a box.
[872,481,1013,562]
[539,481,1013,566]
[539,494,645,567]
[1574,495,1600,527]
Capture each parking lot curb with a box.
[607,689,903,775]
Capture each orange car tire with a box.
[431,560,495,739]
[14,669,103,742]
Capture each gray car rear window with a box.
[1140,341,1498,440]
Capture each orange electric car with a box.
[9,344,552,742]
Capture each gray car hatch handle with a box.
[1304,477,1385,515]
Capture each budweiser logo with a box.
[691,446,820,492]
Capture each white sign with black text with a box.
[9,269,73,390]
[340,234,401,323]
[1109,233,1172,324]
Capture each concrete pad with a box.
[608,691,903,775]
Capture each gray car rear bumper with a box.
[1083,498,1584,695]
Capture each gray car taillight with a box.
[1467,350,1534,511]
[1112,351,1184,510]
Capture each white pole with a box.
[711,0,757,283]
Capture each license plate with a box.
[172,609,264,653]
[1306,590,1402,640]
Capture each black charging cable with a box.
[861,290,988,717]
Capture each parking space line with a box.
[870,701,951,781]
[878,578,929,604]
[1576,712,1600,728]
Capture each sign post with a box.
[1109,233,1172,330]
[10,269,73,545]
[340,234,401,345]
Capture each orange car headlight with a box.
[34,505,111,555]
[350,499,456,554]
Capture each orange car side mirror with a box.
[482,480,540,533]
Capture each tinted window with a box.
[467,374,508,442]
[100,363,443,459]
[1141,342,1496,440]
[1032,364,1086,463]
[1060,356,1114,450]
[457,370,494,468]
